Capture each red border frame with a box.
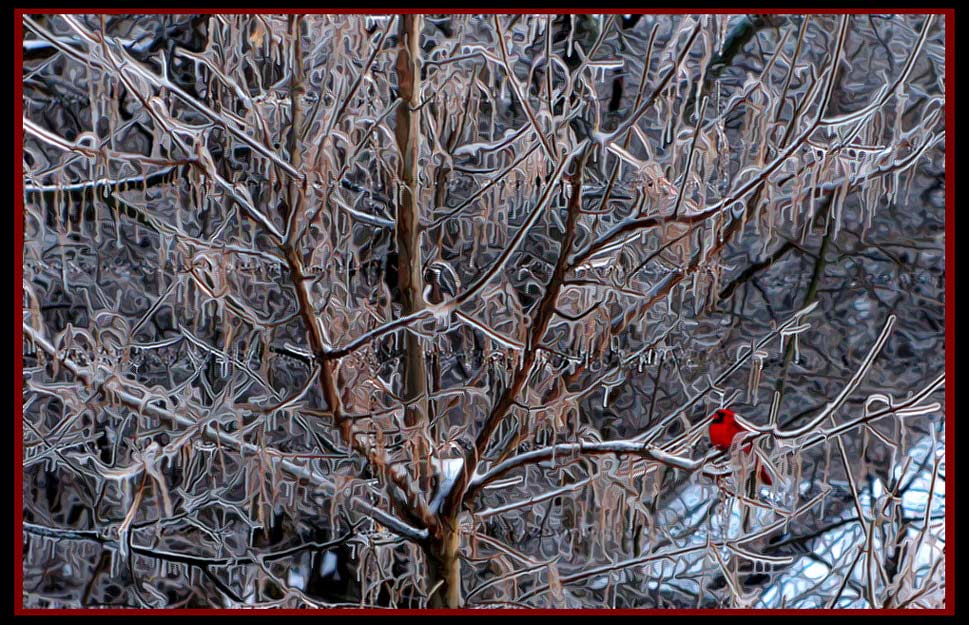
[14,7,956,616]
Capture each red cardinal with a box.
[708,408,773,486]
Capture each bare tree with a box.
[21,13,945,609]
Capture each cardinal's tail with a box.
[757,463,773,486]
[743,442,775,486]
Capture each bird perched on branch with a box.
[708,408,773,486]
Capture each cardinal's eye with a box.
[713,410,726,422]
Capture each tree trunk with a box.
[427,523,462,608]
[394,14,432,491]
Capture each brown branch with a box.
[444,146,591,517]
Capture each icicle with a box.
[747,350,766,405]
[567,15,576,57]
[833,160,851,239]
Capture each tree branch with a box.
[468,439,700,496]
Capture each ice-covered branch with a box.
[22,322,428,542]
[470,439,699,492]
